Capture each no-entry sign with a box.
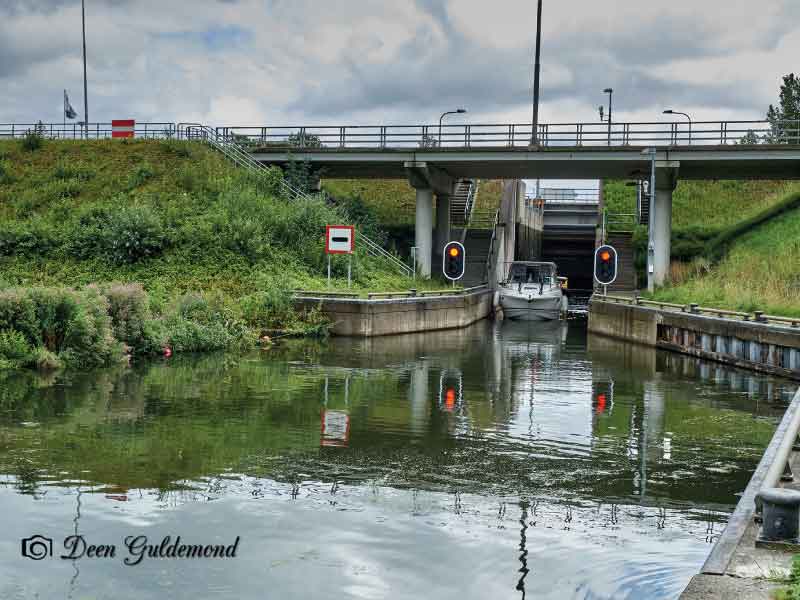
[112,119,135,138]
[326,225,354,254]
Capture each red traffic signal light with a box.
[443,241,465,281]
[594,244,618,286]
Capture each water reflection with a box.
[0,320,796,599]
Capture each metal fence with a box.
[2,120,799,148]
[218,120,800,149]
[528,188,600,204]
[0,122,176,139]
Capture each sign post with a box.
[325,225,355,288]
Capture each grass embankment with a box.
[0,137,430,370]
[604,180,800,316]
[323,178,504,227]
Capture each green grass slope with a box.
[605,179,800,230]
[323,178,505,227]
[653,199,800,316]
[0,138,427,349]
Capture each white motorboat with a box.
[498,262,567,321]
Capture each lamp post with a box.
[81,0,89,139]
[642,147,657,292]
[663,109,692,144]
[438,109,467,146]
[602,88,613,145]
[530,0,543,146]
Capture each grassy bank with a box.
[603,180,800,315]
[322,178,505,227]
[0,137,429,369]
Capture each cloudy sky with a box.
[1,0,798,127]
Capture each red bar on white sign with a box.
[112,119,135,138]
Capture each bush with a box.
[0,287,120,369]
[0,329,33,368]
[126,163,155,190]
[0,160,14,185]
[91,283,150,350]
[68,204,169,264]
[21,128,43,152]
[0,220,59,256]
[161,139,193,158]
[240,286,293,328]
[53,160,95,183]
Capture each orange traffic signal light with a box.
[443,241,465,280]
[594,245,618,286]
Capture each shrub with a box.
[0,220,59,256]
[126,163,155,190]
[91,283,150,350]
[161,139,193,158]
[240,286,293,329]
[68,204,169,264]
[0,160,14,185]
[53,160,95,183]
[0,287,120,369]
[0,329,33,368]
[21,128,43,152]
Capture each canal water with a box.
[1,320,796,599]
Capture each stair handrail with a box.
[482,209,502,285]
[463,179,478,228]
[176,123,413,277]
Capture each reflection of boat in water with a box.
[498,262,567,321]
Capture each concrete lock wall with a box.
[588,300,800,380]
[294,289,493,337]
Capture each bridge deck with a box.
[250,145,800,180]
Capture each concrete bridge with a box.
[228,119,800,282]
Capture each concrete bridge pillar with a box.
[435,193,451,264]
[415,188,434,277]
[405,161,455,279]
[652,165,679,287]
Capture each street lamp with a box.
[599,88,613,145]
[663,109,692,144]
[81,0,89,139]
[438,109,467,145]
[530,0,543,146]
[641,147,657,292]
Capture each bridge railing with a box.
[529,188,600,204]
[220,120,800,149]
[0,122,176,139]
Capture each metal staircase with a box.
[176,123,413,277]
[449,179,477,227]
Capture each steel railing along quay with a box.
[218,119,800,149]
[598,294,800,328]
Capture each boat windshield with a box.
[507,264,555,285]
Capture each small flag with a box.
[64,90,77,120]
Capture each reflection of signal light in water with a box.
[444,388,456,412]
[596,393,607,413]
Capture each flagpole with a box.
[81,0,88,139]
[63,90,66,132]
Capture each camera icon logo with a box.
[21,535,53,560]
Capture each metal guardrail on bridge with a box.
[3,120,799,148]
[219,120,800,149]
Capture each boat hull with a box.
[499,292,563,321]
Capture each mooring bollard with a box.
[756,488,800,543]
[690,303,699,314]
